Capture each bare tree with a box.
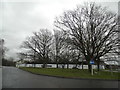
[63,33,85,69]
[53,30,78,69]
[0,39,4,66]
[21,29,53,68]
[54,3,118,72]
[53,30,66,68]
[17,53,27,61]
[0,39,8,65]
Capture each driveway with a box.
[2,66,119,88]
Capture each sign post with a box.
[90,60,94,75]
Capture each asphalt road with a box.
[0,68,2,90]
[2,66,119,88]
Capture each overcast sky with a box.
[0,0,119,60]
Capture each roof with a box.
[104,61,119,65]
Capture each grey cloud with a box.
[0,1,118,60]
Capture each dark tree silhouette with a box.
[21,29,53,68]
[0,39,9,66]
[0,39,4,66]
[53,30,66,68]
[54,3,118,72]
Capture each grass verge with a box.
[20,67,120,80]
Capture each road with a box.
[2,66,119,88]
[0,67,2,90]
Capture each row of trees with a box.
[0,39,15,66]
[19,3,119,72]
[0,39,5,62]
[0,39,4,66]
[2,58,16,66]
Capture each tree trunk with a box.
[75,63,78,68]
[88,64,92,73]
[56,57,58,68]
[62,64,65,69]
[67,63,69,69]
[97,63,100,71]
[42,63,46,68]
[82,60,83,69]
[82,64,83,69]
[56,63,59,68]
[85,57,92,73]
[97,59,100,71]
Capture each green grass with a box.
[20,67,120,80]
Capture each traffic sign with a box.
[90,60,94,64]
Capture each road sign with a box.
[90,60,94,64]
[90,60,94,75]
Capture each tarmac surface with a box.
[2,66,120,88]
[0,67,2,90]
